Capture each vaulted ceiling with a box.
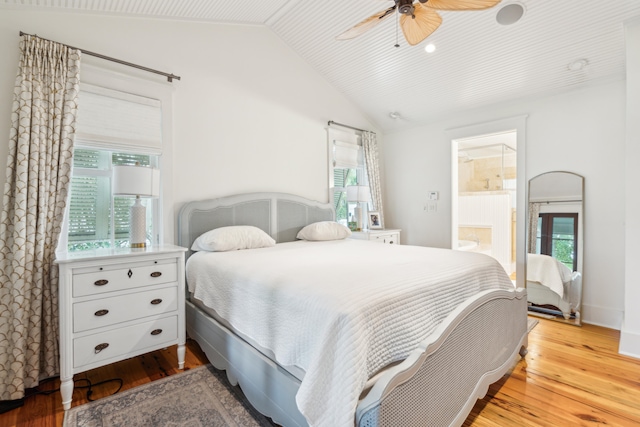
[4,0,640,132]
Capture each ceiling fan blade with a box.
[336,6,396,41]
[421,0,502,11]
[400,4,442,46]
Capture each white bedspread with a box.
[187,239,515,427]
[527,253,573,298]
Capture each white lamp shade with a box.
[346,185,371,203]
[112,165,160,197]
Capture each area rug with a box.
[64,364,276,427]
[527,317,539,333]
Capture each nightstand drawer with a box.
[73,285,178,333]
[73,315,178,369]
[350,229,401,245]
[372,233,398,244]
[73,260,177,297]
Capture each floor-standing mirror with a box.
[527,171,584,325]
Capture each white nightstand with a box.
[350,229,401,245]
[55,244,187,410]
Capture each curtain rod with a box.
[531,199,582,204]
[328,120,375,135]
[19,31,181,83]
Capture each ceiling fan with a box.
[336,0,502,46]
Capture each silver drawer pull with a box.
[150,329,163,336]
[94,343,109,353]
[150,271,162,278]
[150,298,162,305]
[94,279,108,286]
[94,309,109,317]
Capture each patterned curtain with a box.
[362,131,384,228]
[0,35,80,401]
[528,202,541,253]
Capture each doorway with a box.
[447,116,527,287]
[454,132,517,276]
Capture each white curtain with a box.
[362,131,384,228]
[0,35,80,401]
[528,202,541,253]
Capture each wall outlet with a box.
[427,201,438,212]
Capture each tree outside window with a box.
[536,213,578,271]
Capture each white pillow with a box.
[296,221,352,241]
[191,226,275,252]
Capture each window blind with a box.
[333,140,363,169]
[75,84,163,154]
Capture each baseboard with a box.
[620,326,640,359]
[581,303,623,329]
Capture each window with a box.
[61,75,167,253]
[328,130,367,226]
[333,167,359,225]
[536,213,578,271]
[67,149,159,251]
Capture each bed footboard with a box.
[187,288,527,427]
[356,288,528,427]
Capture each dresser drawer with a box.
[73,315,178,369]
[73,286,178,333]
[73,260,177,297]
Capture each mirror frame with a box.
[527,171,584,326]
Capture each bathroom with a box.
[456,132,517,277]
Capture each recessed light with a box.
[424,43,436,53]
[496,2,525,26]
[389,112,401,119]
[568,59,589,71]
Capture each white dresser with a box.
[55,244,187,410]
[350,229,401,245]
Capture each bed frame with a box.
[177,192,529,427]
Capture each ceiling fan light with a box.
[425,43,436,53]
[496,3,525,26]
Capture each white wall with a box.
[383,81,627,329]
[0,10,375,242]
[621,19,640,357]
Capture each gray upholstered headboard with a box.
[177,192,335,254]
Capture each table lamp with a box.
[112,164,160,248]
[347,185,371,231]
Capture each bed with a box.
[177,192,528,427]
[526,253,582,320]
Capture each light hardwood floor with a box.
[2,318,639,427]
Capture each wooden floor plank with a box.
[2,319,639,427]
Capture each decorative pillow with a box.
[296,221,352,241]
[191,226,275,252]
